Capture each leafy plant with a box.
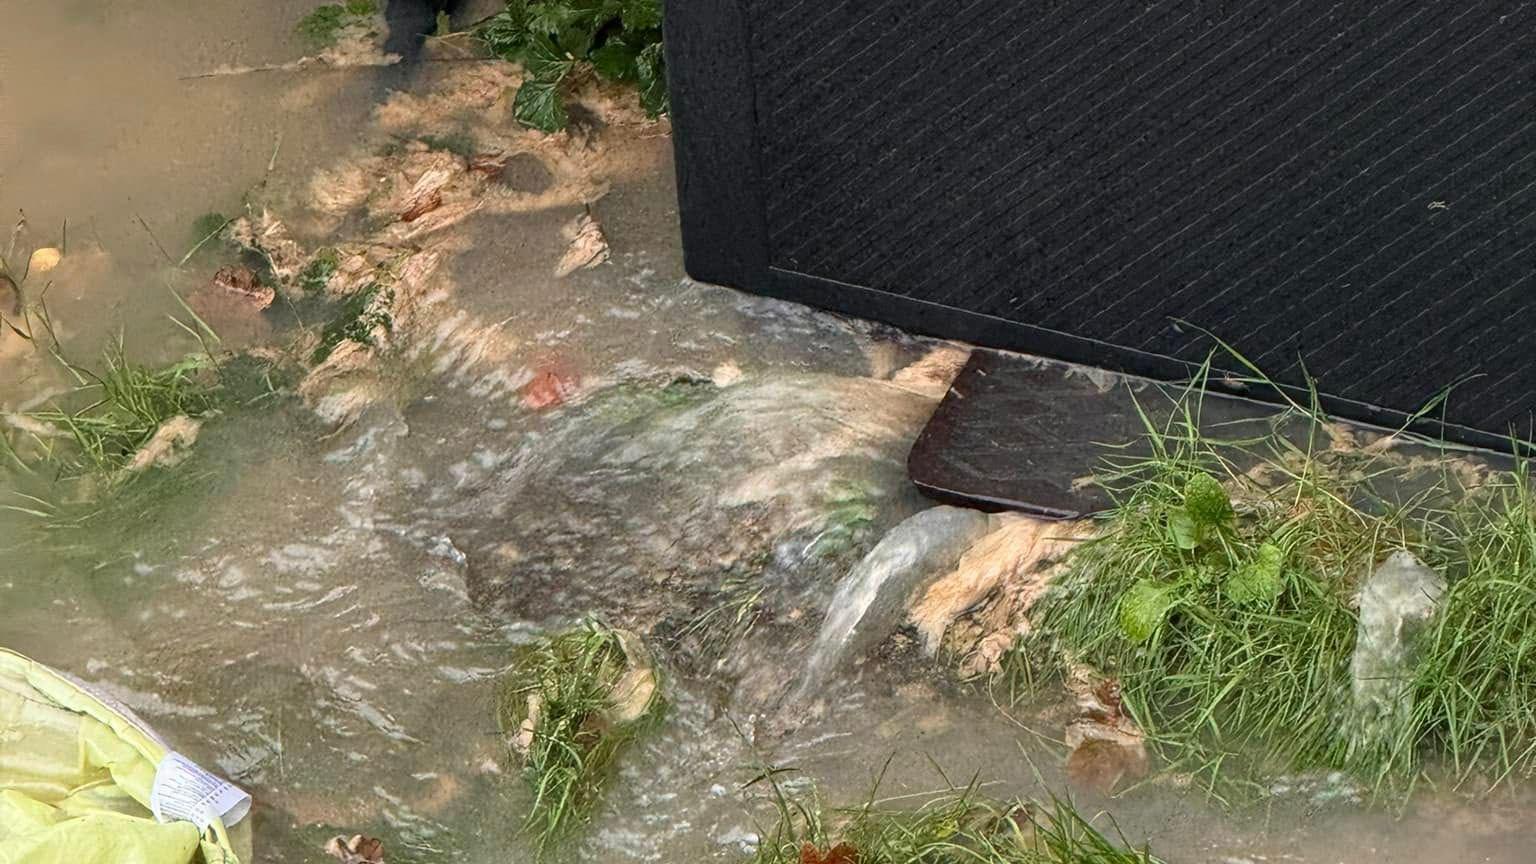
[496,621,662,854]
[478,0,668,132]
[1029,380,1425,796]
[1019,355,1536,800]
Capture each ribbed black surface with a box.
[738,0,1534,434]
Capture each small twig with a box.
[134,213,175,266]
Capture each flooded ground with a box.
[3,4,1535,863]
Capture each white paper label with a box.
[150,752,252,830]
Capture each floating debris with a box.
[911,514,1091,658]
[27,246,61,276]
[324,834,385,864]
[124,415,203,473]
[554,212,610,278]
[1065,673,1149,795]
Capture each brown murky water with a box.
[2,5,1534,863]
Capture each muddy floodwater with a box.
[2,5,1534,863]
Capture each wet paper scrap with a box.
[150,752,252,830]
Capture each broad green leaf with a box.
[528,5,581,36]
[523,33,577,83]
[590,41,640,81]
[1169,509,1199,550]
[1119,580,1178,644]
[514,79,569,132]
[1225,542,1285,606]
[1182,472,1233,527]
[636,42,669,117]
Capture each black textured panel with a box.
[667,1,1536,447]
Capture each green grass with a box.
[667,569,768,671]
[18,337,221,480]
[1016,364,1536,799]
[1392,467,1536,792]
[747,772,1159,864]
[297,247,340,295]
[478,0,667,132]
[496,621,662,854]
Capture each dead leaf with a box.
[1066,738,1145,795]
[1064,672,1148,795]
[554,212,609,278]
[400,189,443,223]
[324,834,385,864]
[209,265,275,310]
[27,247,61,276]
[521,359,579,410]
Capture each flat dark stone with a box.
[908,350,1283,518]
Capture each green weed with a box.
[669,570,767,670]
[20,337,220,479]
[496,621,662,854]
[747,770,1159,864]
[419,131,479,158]
[310,283,391,365]
[298,247,340,295]
[1020,361,1536,799]
[1388,468,1536,792]
[478,0,667,132]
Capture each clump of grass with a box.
[21,337,221,479]
[748,773,1159,864]
[668,570,768,671]
[1021,359,1536,798]
[1031,391,1416,791]
[1387,466,1536,791]
[295,0,377,48]
[478,0,667,132]
[496,621,662,854]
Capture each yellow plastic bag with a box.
[0,649,251,864]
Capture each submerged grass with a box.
[496,620,661,854]
[748,770,1159,864]
[310,282,391,365]
[20,336,220,479]
[1021,361,1536,798]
